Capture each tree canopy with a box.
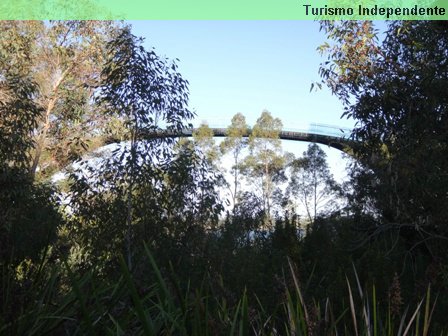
[2,21,448,334]
[319,20,448,259]
[0,21,122,180]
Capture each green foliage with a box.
[242,110,287,223]
[0,63,40,171]
[66,27,225,273]
[0,39,61,267]
[287,143,340,224]
[220,113,249,209]
[317,21,381,105]
[2,20,448,335]
[193,122,220,167]
[319,21,448,267]
[0,180,61,265]
[2,245,444,335]
[0,21,122,180]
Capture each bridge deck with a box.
[137,126,352,152]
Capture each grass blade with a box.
[346,276,358,336]
[118,255,155,336]
[402,298,424,336]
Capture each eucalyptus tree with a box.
[242,110,286,225]
[0,41,61,265]
[318,21,448,259]
[163,140,224,229]
[193,122,220,167]
[191,122,226,222]
[287,143,339,224]
[0,21,121,180]
[220,113,249,210]
[68,27,194,270]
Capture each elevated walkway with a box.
[136,123,353,152]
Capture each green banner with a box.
[0,0,446,19]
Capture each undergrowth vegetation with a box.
[1,243,443,335]
[1,20,448,334]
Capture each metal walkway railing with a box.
[136,122,353,152]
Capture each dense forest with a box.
[1,20,447,334]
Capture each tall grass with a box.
[1,248,444,335]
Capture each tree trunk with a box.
[29,69,69,179]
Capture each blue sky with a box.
[129,21,355,179]
[129,21,354,128]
